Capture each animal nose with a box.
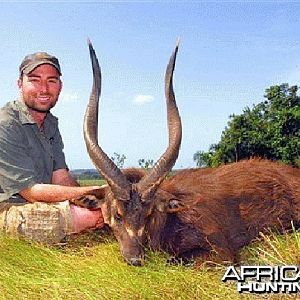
[127,257,143,266]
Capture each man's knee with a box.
[0,201,73,244]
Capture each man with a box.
[0,51,105,243]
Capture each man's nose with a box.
[40,82,49,94]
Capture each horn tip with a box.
[176,37,181,49]
[87,37,92,47]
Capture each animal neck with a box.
[145,209,183,252]
[145,209,168,250]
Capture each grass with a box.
[2,228,300,299]
[243,224,300,266]
[0,231,235,300]
[1,180,300,299]
[78,179,106,187]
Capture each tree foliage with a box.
[111,152,127,169]
[138,158,154,170]
[194,84,300,168]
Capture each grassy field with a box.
[0,231,230,300]
[1,227,300,299]
[1,180,299,299]
[78,179,106,187]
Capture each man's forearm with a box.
[19,184,101,203]
[52,169,80,187]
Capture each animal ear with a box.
[87,184,108,200]
[70,185,108,209]
[165,198,185,213]
[154,189,185,213]
[156,198,185,213]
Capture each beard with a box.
[25,101,54,113]
[22,94,58,113]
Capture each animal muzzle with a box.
[120,238,145,266]
[125,256,144,267]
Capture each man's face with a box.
[18,64,62,113]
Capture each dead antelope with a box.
[73,41,300,266]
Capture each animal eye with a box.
[115,213,122,222]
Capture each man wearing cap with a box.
[0,51,105,243]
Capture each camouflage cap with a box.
[19,52,62,76]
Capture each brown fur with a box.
[82,43,300,265]
[74,159,300,265]
[154,159,300,264]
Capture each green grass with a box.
[78,179,106,187]
[2,180,299,299]
[0,231,234,300]
[242,225,300,266]
[1,228,300,300]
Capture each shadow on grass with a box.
[57,225,115,253]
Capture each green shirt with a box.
[0,99,68,202]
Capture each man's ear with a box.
[17,78,22,89]
[154,189,185,213]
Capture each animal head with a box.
[83,40,182,266]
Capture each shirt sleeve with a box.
[0,122,40,198]
[51,127,69,171]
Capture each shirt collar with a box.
[15,98,36,125]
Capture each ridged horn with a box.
[137,40,182,199]
[83,40,130,200]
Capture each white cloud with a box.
[133,94,154,105]
[60,91,79,103]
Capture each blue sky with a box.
[0,1,299,169]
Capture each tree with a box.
[193,150,211,168]
[138,158,154,170]
[194,84,300,167]
[111,152,127,169]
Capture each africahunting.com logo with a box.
[222,266,300,294]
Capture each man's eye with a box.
[48,79,58,84]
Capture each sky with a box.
[0,1,299,170]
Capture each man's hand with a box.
[70,205,105,233]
